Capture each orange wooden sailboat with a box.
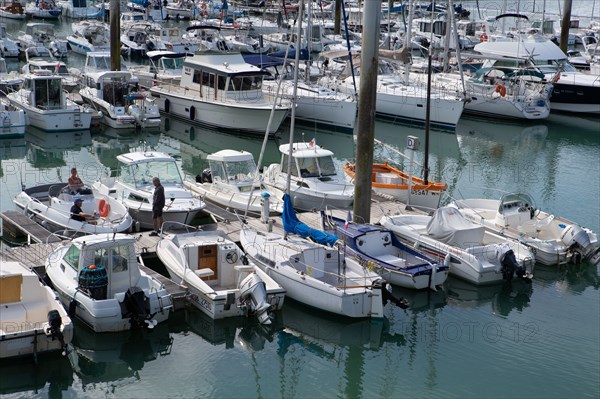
[343,162,447,211]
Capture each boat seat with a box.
[234,265,254,273]
[195,268,214,278]
[376,254,407,268]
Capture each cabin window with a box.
[223,159,255,183]
[131,160,183,188]
[209,160,227,182]
[229,76,261,91]
[62,244,80,271]
[298,157,319,178]
[281,154,298,177]
[318,156,337,176]
[93,248,110,269]
[34,78,62,110]
[193,69,202,84]
[119,164,134,186]
[112,245,129,273]
[217,75,227,90]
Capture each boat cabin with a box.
[83,51,127,73]
[207,149,259,191]
[23,71,64,110]
[116,151,185,190]
[60,235,141,300]
[148,50,186,74]
[180,50,269,102]
[25,22,55,43]
[279,142,338,180]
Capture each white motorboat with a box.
[13,182,133,235]
[45,233,173,332]
[0,261,72,359]
[381,207,535,285]
[149,43,291,135]
[6,70,93,131]
[452,193,600,266]
[120,22,169,58]
[183,149,283,216]
[240,227,402,319]
[66,20,110,55]
[17,23,67,58]
[263,141,354,211]
[474,36,600,114]
[25,0,62,18]
[59,0,105,19]
[92,151,206,230]
[0,97,26,137]
[78,52,160,129]
[128,50,185,89]
[323,213,449,290]
[156,229,286,324]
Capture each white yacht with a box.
[263,141,354,211]
[183,149,283,215]
[17,22,67,58]
[92,151,206,230]
[6,70,93,131]
[45,234,173,332]
[66,20,110,55]
[149,46,291,135]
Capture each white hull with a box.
[156,231,285,322]
[373,187,443,210]
[151,86,289,134]
[0,262,73,359]
[66,36,109,55]
[7,94,91,131]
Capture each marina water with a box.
[0,3,599,398]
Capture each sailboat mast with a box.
[285,0,305,195]
[353,0,381,223]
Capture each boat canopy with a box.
[279,142,333,158]
[117,151,175,165]
[207,149,254,162]
[282,194,338,246]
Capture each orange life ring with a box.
[495,84,506,97]
[479,33,488,42]
[98,199,110,218]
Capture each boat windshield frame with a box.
[126,159,184,189]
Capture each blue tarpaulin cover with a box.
[282,194,338,246]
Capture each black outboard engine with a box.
[374,279,409,309]
[46,309,67,354]
[198,168,212,183]
[500,249,522,281]
[123,286,150,328]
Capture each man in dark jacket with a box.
[70,197,97,225]
[150,177,165,236]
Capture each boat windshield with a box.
[211,159,256,183]
[130,160,183,188]
[297,155,337,178]
[161,57,184,71]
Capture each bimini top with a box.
[279,142,333,158]
[207,149,254,162]
[117,151,175,165]
[474,37,567,61]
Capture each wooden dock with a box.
[0,210,62,244]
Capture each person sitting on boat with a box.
[70,197,97,225]
[68,167,92,194]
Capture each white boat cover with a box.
[426,207,485,247]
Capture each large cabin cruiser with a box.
[474,36,600,114]
[149,45,291,135]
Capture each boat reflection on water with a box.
[0,353,73,396]
[68,319,173,389]
[533,263,600,295]
[178,308,276,351]
[0,136,26,180]
[92,125,161,172]
[445,276,533,317]
[24,127,92,168]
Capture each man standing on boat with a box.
[150,177,165,236]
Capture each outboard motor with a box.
[499,248,522,281]
[46,309,67,355]
[123,286,151,328]
[239,273,271,325]
[374,279,409,309]
[561,225,591,264]
[197,168,212,183]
